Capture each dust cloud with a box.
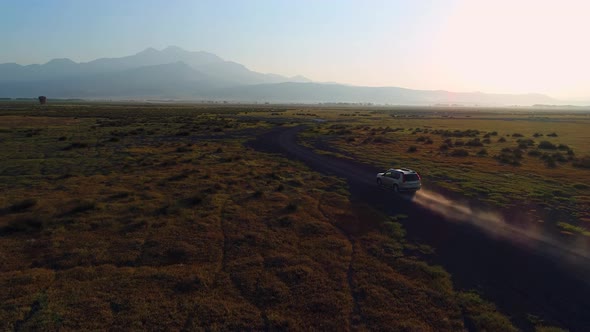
[412,189,590,265]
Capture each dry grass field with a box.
[295,107,590,238]
[1,102,578,331]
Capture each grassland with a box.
[293,107,590,239]
[0,102,574,330]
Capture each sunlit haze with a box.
[2,0,588,100]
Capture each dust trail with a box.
[413,189,590,264]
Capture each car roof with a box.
[388,168,417,174]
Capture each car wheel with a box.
[393,184,399,192]
[377,178,382,186]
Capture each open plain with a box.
[1,102,590,331]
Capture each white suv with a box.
[376,168,421,192]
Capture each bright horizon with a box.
[2,0,589,100]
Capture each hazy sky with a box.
[2,0,589,100]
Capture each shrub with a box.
[538,141,557,149]
[552,152,567,162]
[494,148,522,166]
[573,183,589,190]
[61,200,96,216]
[557,144,570,151]
[533,132,543,137]
[0,216,44,234]
[527,150,541,157]
[285,202,299,213]
[407,146,418,153]
[8,198,37,213]
[547,132,558,137]
[450,149,469,157]
[454,140,464,146]
[572,156,590,169]
[512,133,524,137]
[517,138,535,146]
[476,149,488,156]
[466,138,483,147]
[178,194,204,207]
[498,137,506,143]
[482,138,491,144]
[439,144,449,151]
[545,157,557,168]
[62,142,89,150]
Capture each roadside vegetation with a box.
[301,108,590,240]
[0,102,529,330]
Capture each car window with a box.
[405,174,419,181]
[385,172,392,177]
[392,172,400,179]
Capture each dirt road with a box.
[248,125,590,331]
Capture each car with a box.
[376,168,421,192]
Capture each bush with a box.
[439,144,449,151]
[498,137,506,143]
[407,146,418,153]
[450,149,469,157]
[533,132,543,137]
[572,156,590,169]
[545,157,557,168]
[512,133,524,137]
[476,149,488,156]
[61,200,96,216]
[285,202,299,213]
[8,198,37,213]
[62,142,89,150]
[527,149,541,157]
[538,141,557,149]
[0,216,44,234]
[547,132,558,137]
[466,138,483,147]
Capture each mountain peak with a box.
[163,45,186,52]
[46,58,76,66]
[137,47,158,55]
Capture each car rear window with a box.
[404,174,419,181]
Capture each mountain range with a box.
[0,46,557,105]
